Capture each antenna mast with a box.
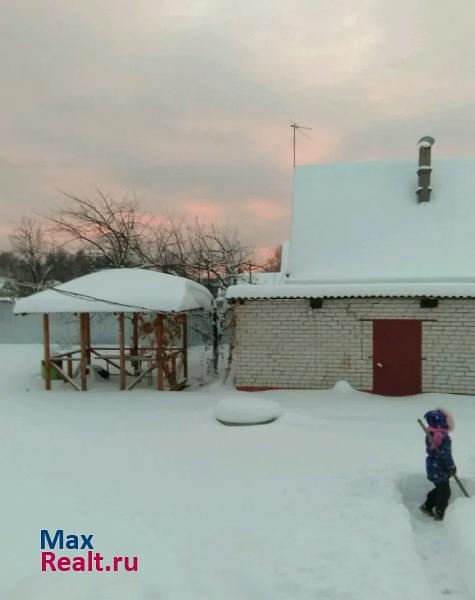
[290,122,312,167]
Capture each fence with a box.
[0,301,211,348]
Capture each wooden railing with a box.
[43,346,186,392]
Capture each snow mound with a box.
[445,497,475,596]
[215,396,281,425]
[332,380,354,393]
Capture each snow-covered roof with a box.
[289,157,475,284]
[226,280,475,300]
[14,268,213,314]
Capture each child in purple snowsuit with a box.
[420,408,456,520]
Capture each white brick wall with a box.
[232,298,475,394]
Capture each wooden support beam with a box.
[171,353,177,390]
[212,305,219,374]
[43,314,51,391]
[79,313,88,391]
[119,312,126,391]
[50,363,81,391]
[89,349,135,377]
[126,363,156,391]
[156,314,164,391]
[182,313,188,380]
[132,312,139,375]
[91,348,134,377]
[67,354,73,379]
[85,313,92,365]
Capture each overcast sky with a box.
[1,0,475,256]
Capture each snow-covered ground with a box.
[1,344,474,599]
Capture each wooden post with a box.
[79,313,88,391]
[119,312,126,391]
[132,312,139,375]
[182,313,188,380]
[43,314,51,391]
[85,313,92,365]
[212,304,219,374]
[156,314,164,391]
[171,353,177,390]
[67,354,73,379]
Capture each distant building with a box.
[227,138,475,396]
[0,276,19,301]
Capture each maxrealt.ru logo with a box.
[41,530,138,572]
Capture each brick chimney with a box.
[417,136,435,203]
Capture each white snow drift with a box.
[215,396,281,425]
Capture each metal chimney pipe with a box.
[417,136,435,203]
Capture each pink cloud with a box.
[180,200,226,222]
[245,198,290,221]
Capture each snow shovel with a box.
[417,418,470,498]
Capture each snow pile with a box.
[215,396,281,425]
[445,498,475,596]
[14,268,213,314]
[332,380,354,393]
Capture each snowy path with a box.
[399,474,473,599]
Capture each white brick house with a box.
[226,140,475,396]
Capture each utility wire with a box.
[50,287,185,314]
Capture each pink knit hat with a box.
[437,407,455,431]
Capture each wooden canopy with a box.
[14,269,213,392]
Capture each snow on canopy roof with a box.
[226,279,475,300]
[289,157,475,284]
[14,269,213,314]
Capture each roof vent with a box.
[417,136,435,203]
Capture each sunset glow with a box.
[2,1,475,255]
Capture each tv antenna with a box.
[291,122,312,167]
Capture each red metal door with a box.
[373,320,422,396]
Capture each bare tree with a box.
[10,218,52,290]
[186,220,260,289]
[48,188,260,292]
[185,221,259,373]
[139,212,189,276]
[140,217,260,374]
[262,245,282,272]
[141,216,260,291]
[50,189,149,267]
